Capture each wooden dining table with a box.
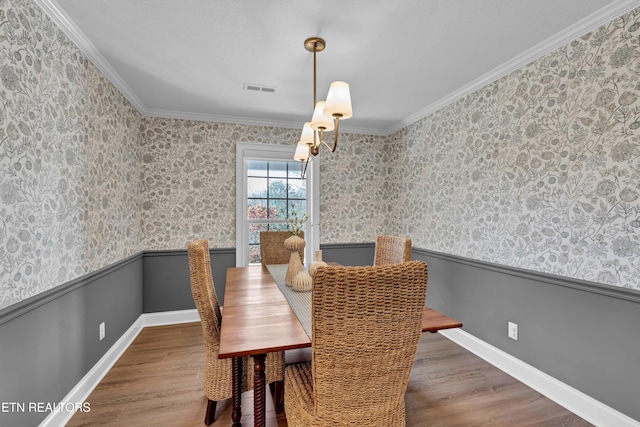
[218,264,462,427]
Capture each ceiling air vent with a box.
[244,83,276,93]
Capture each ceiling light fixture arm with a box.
[308,37,324,157]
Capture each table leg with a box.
[232,357,242,427]
[252,353,266,427]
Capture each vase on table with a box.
[284,235,305,286]
[309,250,328,277]
[292,270,313,292]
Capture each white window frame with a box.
[235,143,319,267]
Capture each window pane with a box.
[289,200,307,220]
[249,222,268,244]
[288,178,306,199]
[248,199,269,220]
[249,244,261,264]
[268,178,287,199]
[248,177,268,198]
[270,199,287,218]
[269,223,288,231]
[289,162,303,178]
[270,162,288,178]
[248,160,268,177]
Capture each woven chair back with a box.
[310,261,428,423]
[373,235,412,265]
[260,231,304,265]
[188,239,222,340]
[187,239,285,403]
[187,239,235,399]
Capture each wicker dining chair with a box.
[373,234,412,265]
[187,239,285,424]
[284,261,428,426]
[259,230,311,407]
[260,230,304,266]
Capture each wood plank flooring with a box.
[67,322,592,427]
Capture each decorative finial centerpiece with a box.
[284,206,308,286]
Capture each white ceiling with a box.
[39,0,638,135]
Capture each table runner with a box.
[266,264,312,338]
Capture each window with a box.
[236,143,319,266]
[247,159,306,263]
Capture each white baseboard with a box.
[439,328,640,427]
[40,311,638,427]
[139,308,199,327]
[39,309,200,427]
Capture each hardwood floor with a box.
[67,322,592,427]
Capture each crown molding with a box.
[141,107,303,129]
[34,0,147,112]
[385,0,640,136]
[333,124,387,136]
[141,107,385,135]
[33,0,386,137]
[35,0,640,138]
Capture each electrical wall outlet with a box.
[99,322,105,341]
[508,321,518,340]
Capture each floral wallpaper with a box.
[2,0,639,311]
[140,119,299,249]
[391,8,640,290]
[0,0,141,309]
[316,132,398,243]
[139,119,390,249]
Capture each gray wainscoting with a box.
[0,254,143,427]
[319,242,375,267]
[141,244,372,310]
[413,248,640,423]
[142,248,235,311]
[0,244,354,426]
[1,243,639,426]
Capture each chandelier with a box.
[294,37,352,167]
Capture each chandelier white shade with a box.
[324,81,352,119]
[298,122,315,145]
[294,143,309,162]
[310,101,334,132]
